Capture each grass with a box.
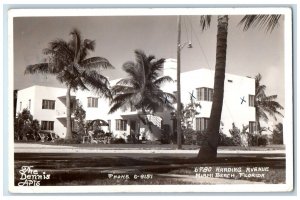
[15,141,285,151]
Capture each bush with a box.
[54,138,81,144]
[14,109,40,141]
[228,123,242,146]
[273,123,283,144]
[196,131,208,145]
[258,135,268,146]
[161,124,171,144]
[218,132,236,146]
[248,134,269,146]
[111,138,126,144]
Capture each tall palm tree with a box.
[25,28,113,140]
[255,73,284,131]
[197,15,229,160]
[197,15,281,160]
[109,50,175,130]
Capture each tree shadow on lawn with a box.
[14,153,285,186]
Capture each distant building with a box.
[16,59,256,140]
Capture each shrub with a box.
[273,123,283,144]
[228,123,242,146]
[258,135,268,146]
[218,132,236,146]
[111,138,126,144]
[54,138,81,144]
[247,134,257,146]
[14,109,40,141]
[161,124,171,144]
[248,134,269,146]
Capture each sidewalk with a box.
[14,143,286,155]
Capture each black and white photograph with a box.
[8,8,293,193]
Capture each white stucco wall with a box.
[16,59,256,140]
[161,59,256,136]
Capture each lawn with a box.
[15,141,285,151]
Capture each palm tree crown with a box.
[255,73,284,129]
[25,28,113,97]
[25,28,114,140]
[109,49,175,114]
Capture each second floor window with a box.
[87,97,98,108]
[116,119,127,131]
[41,121,54,131]
[249,95,255,107]
[42,100,55,110]
[196,87,213,101]
[196,117,209,131]
[28,99,31,110]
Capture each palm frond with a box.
[80,57,114,70]
[109,102,124,114]
[80,39,96,60]
[24,63,51,75]
[154,76,173,86]
[200,15,212,31]
[69,28,82,60]
[81,70,112,99]
[109,92,136,113]
[122,61,143,81]
[239,15,281,33]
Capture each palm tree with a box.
[25,28,113,140]
[197,15,229,160]
[255,73,284,131]
[197,15,281,160]
[109,50,175,131]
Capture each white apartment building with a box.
[16,59,256,141]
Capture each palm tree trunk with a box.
[65,85,72,140]
[198,15,229,160]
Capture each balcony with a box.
[57,95,76,105]
[56,110,75,119]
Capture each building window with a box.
[28,99,31,110]
[20,102,22,111]
[196,87,213,101]
[249,95,255,107]
[87,97,98,108]
[41,121,54,131]
[42,100,55,110]
[249,121,256,134]
[196,118,209,131]
[116,119,127,131]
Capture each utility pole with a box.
[177,15,182,149]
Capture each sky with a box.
[13,15,285,116]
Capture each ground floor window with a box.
[41,121,54,131]
[249,121,256,134]
[116,119,127,131]
[196,117,209,131]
